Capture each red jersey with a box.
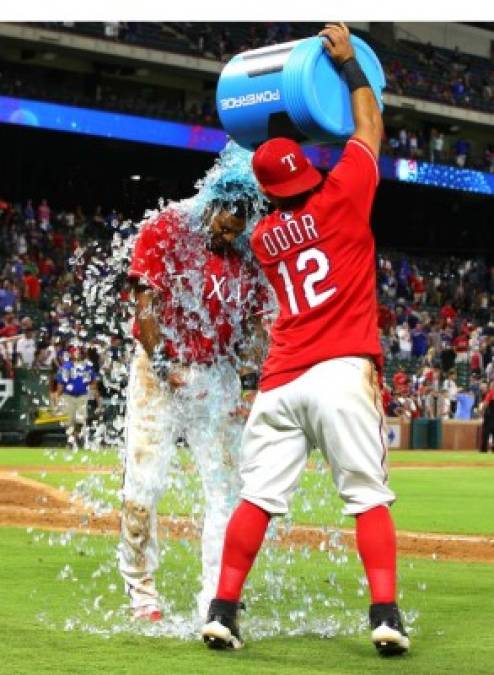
[129,211,264,364]
[0,323,19,338]
[24,274,41,300]
[392,370,409,394]
[440,304,457,322]
[484,390,494,406]
[378,304,396,330]
[471,351,481,371]
[410,275,425,293]
[453,334,469,353]
[251,138,381,392]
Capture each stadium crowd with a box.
[29,21,494,115]
[0,196,132,426]
[0,194,494,433]
[377,252,494,422]
[1,61,492,173]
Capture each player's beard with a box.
[208,234,232,253]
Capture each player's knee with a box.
[121,499,152,544]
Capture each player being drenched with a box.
[119,142,267,622]
[202,24,410,656]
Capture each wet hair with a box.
[210,197,251,220]
[210,180,254,220]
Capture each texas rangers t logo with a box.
[281,153,297,172]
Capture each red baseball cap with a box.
[252,137,322,198]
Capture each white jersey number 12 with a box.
[277,247,336,315]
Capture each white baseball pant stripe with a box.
[240,357,395,516]
[118,346,242,617]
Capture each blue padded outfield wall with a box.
[1,96,493,197]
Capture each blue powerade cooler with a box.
[216,35,385,150]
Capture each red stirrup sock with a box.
[355,505,397,604]
[216,499,271,602]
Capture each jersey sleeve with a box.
[324,137,380,221]
[128,220,168,290]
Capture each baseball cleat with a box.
[201,599,244,650]
[370,602,410,656]
[131,605,163,622]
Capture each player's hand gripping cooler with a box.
[216,35,385,150]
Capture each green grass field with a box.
[1,447,494,674]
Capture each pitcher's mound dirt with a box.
[1,473,493,563]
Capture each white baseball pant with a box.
[240,357,395,516]
[118,346,242,618]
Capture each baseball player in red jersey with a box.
[202,24,410,656]
[480,381,494,452]
[119,151,267,622]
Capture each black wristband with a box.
[340,57,370,93]
[240,372,259,391]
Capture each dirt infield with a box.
[1,472,493,563]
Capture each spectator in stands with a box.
[397,323,412,360]
[388,392,418,420]
[37,198,51,230]
[422,367,441,418]
[392,365,409,395]
[378,302,396,332]
[23,268,41,305]
[24,199,35,225]
[64,208,75,230]
[440,300,457,324]
[13,230,28,257]
[0,310,20,338]
[453,328,470,363]
[410,272,426,304]
[35,330,57,368]
[442,370,458,417]
[38,255,56,287]
[20,315,33,330]
[408,132,419,158]
[0,341,13,378]
[427,321,442,352]
[433,131,445,164]
[455,138,469,168]
[0,280,18,313]
[16,327,36,367]
[411,323,428,359]
[451,78,466,105]
[398,128,408,157]
[439,331,456,372]
[470,344,483,375]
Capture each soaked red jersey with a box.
[129,211,264,364]
[251,137,381,392]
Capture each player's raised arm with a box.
[319,22,383,159]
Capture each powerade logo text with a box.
[220,89,281,110]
